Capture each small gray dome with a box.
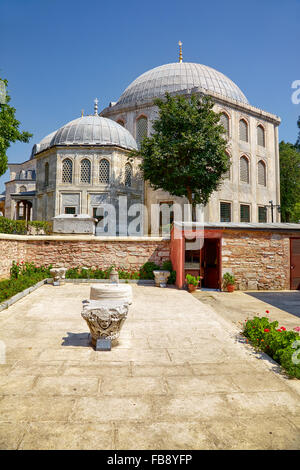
[52,116,137,150]
[117,62,248,106]
[30,130,57,159]
[31,115,137,157]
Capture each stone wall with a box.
[0,235,170,278]
[222,230,290,290]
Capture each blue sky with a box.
[0,0,299,192]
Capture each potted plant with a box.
[223,272,236,292]
[186,274,200,293]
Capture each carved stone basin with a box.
[81,299,129,347]
[90,284,132,304]
[153,270,170,288]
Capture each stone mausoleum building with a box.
[4,48,282,232]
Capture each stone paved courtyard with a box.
[0,284,299,450]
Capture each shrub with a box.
[0,217,51,235]
[243,316,300,379]
[223,272,235,287]
[139,261,160,280]
[162,260,176,284]
[186,273,200,286]
[1,261,52,303]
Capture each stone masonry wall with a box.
[222,230,290,290]
[0,235,170,278]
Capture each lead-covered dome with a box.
[31,115,137,157]
[117,62,248,106]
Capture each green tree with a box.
[296,115,300,150]
[132,93,230,213]
[279,140,300,222]
[0,77,32,176]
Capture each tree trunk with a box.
[186,186,196,222]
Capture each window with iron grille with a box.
[45,162,49,187]
[240,204,250,222]
[99,159,110,184]
[239,119,248,142]
[258,206,267,223]
[125,163,132,187]
[220,202,231,222]
[80,159,91,184]
[240,156,249,183]
[65,206,76,215]
[220,113,229,137]
[136,116,148,148]
[62,158,73,184]
[257,125,265,147]
[257,160,266,186]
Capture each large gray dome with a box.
[32,115,137,157]
[117,62,248,106]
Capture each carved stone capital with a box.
[81,300,129,346]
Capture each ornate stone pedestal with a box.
[90,284,132,304]
[50,267,67,286]
[153,270,170,287]
[81,299,129,347]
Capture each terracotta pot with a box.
[188,284,197,293]
[226,284,235,292]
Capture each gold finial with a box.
[81,109,84,117]
[178,41,183,63]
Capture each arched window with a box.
[224,152,231,179]
[257,125,265,147]
[136,116,148,148]
[239,119,248,142]
[62,158,73,183]
[117,119,125,127]
[258,160,266,186]
[125,163,132,187]
[240,156,250,183]
[99,159,110,184]
[45,162,49,187]
[80,159,91,183]
[220,112,229,137]
[19,185,27,193]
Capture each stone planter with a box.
[153,270,170,288]
[50,267,67,286]
[81,299,129,346]
[90,284,132,304]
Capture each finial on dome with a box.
[178,41,183,63]
[94,98,98,116]
[81,109,84,117]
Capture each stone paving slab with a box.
[0,284,299,449]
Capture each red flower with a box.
[265,310,269,314]
[264,329,270,332]
[280,327,286,331]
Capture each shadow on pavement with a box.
[245,292,300,318]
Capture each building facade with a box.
[4,57,281,233]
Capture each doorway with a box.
[291,238,300,290]
[201,238,221,289]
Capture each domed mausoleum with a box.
[5,102,143,231]
[102,52,281,230]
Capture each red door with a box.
[291,238,300,290]
[202,238,221,289]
